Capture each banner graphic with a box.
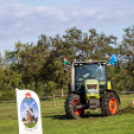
[16,88,43,134]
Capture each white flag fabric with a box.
[64,55,71,71]
[16,88,43,134]
[64,55,70,65]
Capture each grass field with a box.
[24,122,37,128]
[0,94,134,134]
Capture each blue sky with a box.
[0,0,134,56]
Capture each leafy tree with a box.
[121,25,134,90]
[1,25,134,100]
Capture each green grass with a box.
[25,123,37,128]
[0,95,134,134]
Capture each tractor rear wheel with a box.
[101,93,119,116]
[64,94,84,119]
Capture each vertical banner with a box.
[16,88,43,134]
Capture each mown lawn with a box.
[0,94,134,134]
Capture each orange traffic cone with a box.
[132,100,134,105]
[132,100,134,108]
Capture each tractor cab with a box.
[65,60,120,119]
[74,61,107,95]
[70,60,113,96]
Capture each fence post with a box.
[53,94,56,107]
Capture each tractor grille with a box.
[87,84,97,89]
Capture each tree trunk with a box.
[25,82,27,89]
[44,79,47,99]
[61,87,64,96]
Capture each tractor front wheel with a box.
[64,94,84,119]
[101,93,119,116]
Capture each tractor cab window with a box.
[75,63,106,91]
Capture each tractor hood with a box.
[84,79,100,99]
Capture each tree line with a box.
[0,26,134,100]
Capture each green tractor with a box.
[65,60,120,119]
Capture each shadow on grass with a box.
[42,114,69,120]
[119,104,134,115]
[82,113,102,118]
[42,105,134,120]
[42,113,103,120]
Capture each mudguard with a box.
[106,90,121,104]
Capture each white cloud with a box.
[0,0,134,40]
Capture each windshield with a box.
[75,64,106,82]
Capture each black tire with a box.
[64,94,84,119]
[101,93,119,116]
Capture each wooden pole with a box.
[53,94,56,107]
[61,87,64,96]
